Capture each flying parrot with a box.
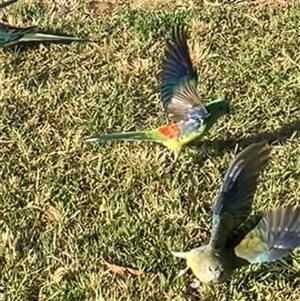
[171,142,300,284]
[0,0,18,10]
[85,26,230,162]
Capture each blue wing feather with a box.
[161,26,208,122]
[161,26,197,89]
[235,207,300,264]
[210,143,270,248]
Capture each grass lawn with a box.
[1,0,300,300]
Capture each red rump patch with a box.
[158,124,180,139]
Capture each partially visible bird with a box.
[0,0,18,10]
[0,0,88,46]
[171,142,300,284]
[0,22,88,47]
[85,26,230,162]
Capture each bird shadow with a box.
[192,118,300,160]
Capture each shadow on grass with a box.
[193,118,300,160]
[231,259,300,295]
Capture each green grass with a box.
[1,0,300,300]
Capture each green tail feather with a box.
[85,131,155,143]
[19,32,87,43]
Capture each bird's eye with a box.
[208,266,214,273]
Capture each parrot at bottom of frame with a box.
[171,142,300,284]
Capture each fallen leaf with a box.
[89,1,113,13]
[50,267,66,283]
[44,205,63,224]
[103,260,144,277]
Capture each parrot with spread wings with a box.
[85,26,230,162]
[171,142,300,284]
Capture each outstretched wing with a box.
[235,207,300,264]
[161,26,209,123]
[210,142,270,249]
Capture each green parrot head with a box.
[205,99,230,123]
[171,247,225,284]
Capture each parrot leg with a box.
[157,150,179,171]
[158,150,176,164]
[190,279,200,289]
[166,150,179,166]
[171,151,179,164]
[175,267,189,279]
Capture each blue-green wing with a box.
[0,22,36,45]
[0,0,18,10]
[210,142,270,248]
[161,26,208,123]
[235,207,300,263]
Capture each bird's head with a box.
[171,247,225,284]
[206,99,230,119]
